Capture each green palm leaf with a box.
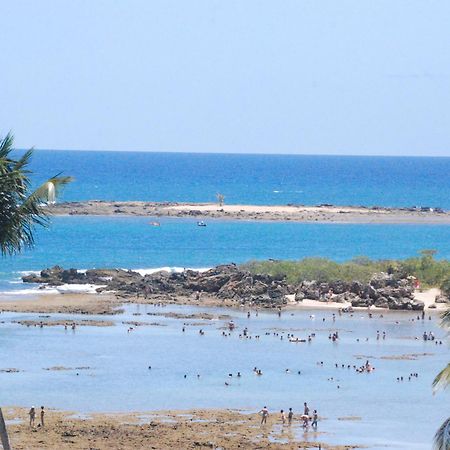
[434,417,450,450]
[0,132,73,255]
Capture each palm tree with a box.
[0,132,73,449]
[433,308,450,450]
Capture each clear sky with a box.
[2,1,450,156]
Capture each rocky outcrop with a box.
[435,294,449,304]
[22,264,292,307]
[22,266,141,286]
[22,265,424,310]
[293,272,422,310]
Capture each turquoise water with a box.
[0,304,447,450]
[28,151,450,208]
[1,217,450,292]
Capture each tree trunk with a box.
[0,408,11,450]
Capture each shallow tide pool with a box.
[0,303,448,449]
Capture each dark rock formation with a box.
[22,265,424,310]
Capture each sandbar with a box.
[48,201,450,224]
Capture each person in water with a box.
[311,410,318,428]
[303,402,309,416]
[280,409,286,424]
[259,406,269,425]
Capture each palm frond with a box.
[434,417,450,450]
[441,308,450,329]
[0,132,72,256]
[433,364,450,392]
[13,148,33,172]
[0,132,14,159]
[29,175,74,202]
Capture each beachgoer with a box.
[280,409,286,424]
[260,406,269,425]
[29,406,36,428]
[40,406,45,427]
[301,414,309,427]
[311,409,318,428]
[288,408,293,425]
[304,402,309,416]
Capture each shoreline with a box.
[0,289,446,316]
[3,406,360,450]
[47,201,450,224]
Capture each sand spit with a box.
[48,201,450,224]
[13,319,114,327]
[4,407,362,450]
[354,352,435,361]
[0,293,122,316]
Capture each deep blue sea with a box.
[1,151,449,291]
[28,151,450,207]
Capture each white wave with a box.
[0,287,48,296]
[16,270,40,276]
[54,284,106,294]
[133,267,211,276]
[0,284,105,296]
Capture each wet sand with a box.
[0,293,122,315]
[48,201,450,224]
[4,407,360,450]
[0,289,445,317]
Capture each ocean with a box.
[0,151,449,449]
[28,151,450,207]
[1,151,449,292]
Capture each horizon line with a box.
[15,147,450,158]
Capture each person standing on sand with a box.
[280,409,286,424]
[259,406,269,425]
[40,406,45,427]
[29,406,35,428]
[288,408,293,425]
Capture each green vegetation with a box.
[241,250,450,290]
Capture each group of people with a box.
[259,403,318,429]
[28,406,45,428]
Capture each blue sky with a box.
[2,0,450,155]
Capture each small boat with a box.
[197,221,207,227]
[149,221,160,227]
[289,338,306,343]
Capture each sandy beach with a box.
[47,201,450,224]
